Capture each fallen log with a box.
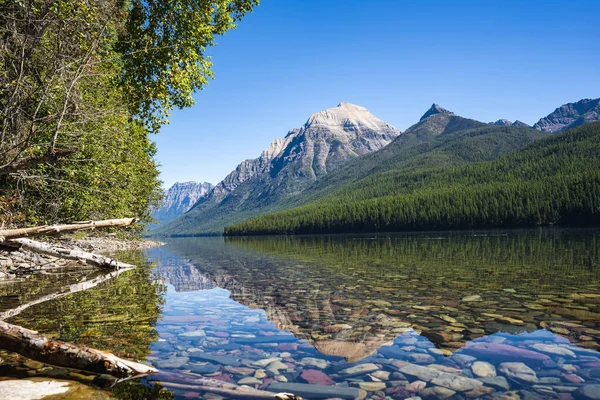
[158,381,300,400]
[0,218,137,242]
[0,320,157,378]
[154,371,301,399]
[0,266,134,321]
[10,238,136,269]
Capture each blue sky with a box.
[155,0,600,188]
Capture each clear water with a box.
[2,229,600,399]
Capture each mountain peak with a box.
[489,119,513,126]
[420,104,454,121]
[151,181,213,225]
[305,102,389,131]
[533,98,600,133]
[337,101,367,110]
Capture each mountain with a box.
[490,119,513,126]
[419,103,454,121]
[151,102,401,235]
[226,121,600,235]
[489,119,530,128]
[533,98,600,133]
[272,105,540,211]
[151,181,213,225]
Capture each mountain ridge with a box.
[151,102,401,235]
[152,181,213,225]
[153,98,600,236]
[533,98,600,133]
[226,121,600,235]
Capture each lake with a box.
[1,228,600,399]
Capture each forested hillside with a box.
[0,0,256,229]
[150,102,401,236]
[276,117,547,210]
[226,121,600,235]
[152,105,548,236]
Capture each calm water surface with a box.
[1,229,600,399]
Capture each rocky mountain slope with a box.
[533,98,600,133]
[227,121,599,235]
[154,98,600,236]
[152,181,213,225]
[249,105,548,221]
[151,102,401,235]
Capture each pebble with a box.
[371,370,390,380]
[254,369,267,379]
[419,386,456,399]
[252,357,281,368]
[155,356,189,369]
[466,386,496,398]
[579,385,600,400]
[406,380,426,392]
[472,361,497,377]
[238,377,262,385]
[499,362,539,383]
[300,369,335,385]
[300,357,329,369]
[461,295,482,302]
[355,381,386,391]
[430,374,483,392]
[531,344,576,358]
[340,363,379,376]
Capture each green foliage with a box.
[118,0,258,132]
[0,0,257,228]
[225,122,600,235]
[154,123,548,236]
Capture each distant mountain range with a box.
[152,181,213,225]
[151,97,600,236]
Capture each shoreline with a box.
[0,236,164,281]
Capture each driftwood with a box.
[154,372,301,400]
[0,320,157,378]
[0,217,137,242]
[0,266,134,321]
[0,219,148,379]
[0,217,302,397]
[10,238,136,269]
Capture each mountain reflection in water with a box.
[146,231,600,399]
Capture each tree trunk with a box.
[10,238,136,269]
[156,377,300,400]
[0,320,157,378]
[0,217,137,242]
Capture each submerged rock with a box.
[419,386,456,399]
[579,384,600,400]
[472,361,497,377]
[499,362,539,383]
[464,343,550,364]
[155,356,189,369]
[340,363,379,376]
[430,374,483,392]
[266,382,364,400]
[300,369,335,386]
[478,376,511,391]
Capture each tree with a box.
[118,0,258,132]
[0,0,258,226]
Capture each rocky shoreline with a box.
[0,236,163,281]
